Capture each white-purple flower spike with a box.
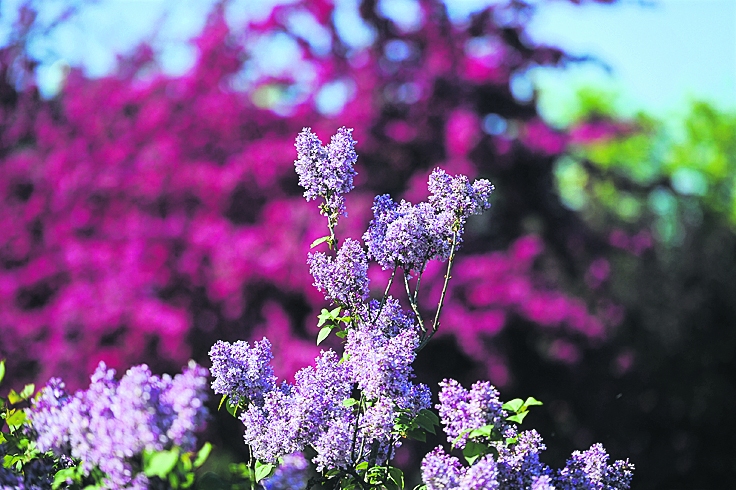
[294,126,357,218]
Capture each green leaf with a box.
[502,398,524,413]
[311,236,331,248]
[144,448,180,478]
[0,360,5,385]
[181,471,195,489]
[193,442,212,468]
[505,437,518,445]
[342,397,359,407]
[385,481,400,490]
[329,307,341,317]
[468,424,494,439]
[254,461,275,482]
[419,409,440,426]
[451,428,473,448]
[225,400,239,418]
[168,471,180,489]
[180,453,193,473]
[317,309,329,327]
[355,461,369,472]
[6,409,26,428]
[7,390,21,405]
[415,412,437,434]
[462,440,488,466]
[19,384,35,401]
[365,467,385,484]
[524,397,543,407]
[388,467,404,488]
[507,412,529,424]
[53,468,80,489]
[317,326,332,345]
[218,394,227,411]
[335,330,347,338]
[406,428,426,442]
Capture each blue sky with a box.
[0,0,733,121]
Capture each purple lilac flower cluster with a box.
[423,378,634,490]
[209,337,277,406]
[364,169,493,272]
[228,315,430,472]
[29,361,209,489]
[294,127,357,218]
[422,448,500,490]
[262,452,309,490]
[308,238,370,311]
[437,378,510,450]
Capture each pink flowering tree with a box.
[16,0,732,487]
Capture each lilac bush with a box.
[208,128,634,489]
[27,361,210,489]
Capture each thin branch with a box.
[371,267,396,324]
[417,231,458,351]
[404,271,425,333]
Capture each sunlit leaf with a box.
[317,326,332,345]
[255,461,275,482]
[502,398,524,413]
[193,442,212,468]
[144,448,180,478]
[311,236,331,248]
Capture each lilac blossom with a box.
[294,127,357,217]
[241,350,352,464]
[555,443,634,490]
[344,323,418,400]
[308,238,369,310]
[427,168,494,228]
[367,296,418,337]
[262,452,309,490]
[162,361,210,450]
[209,337,276,406]
[437,379,509,449]
[363,197,450,271]
[29,361,209,489]
[363,171,493,271]
[460,454,500,490]
[496,430,553,488]
[421,446,464,490]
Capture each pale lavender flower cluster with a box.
[344,319,419,400]
[294,127,357,217]
[308,238,369,310]
[423,431,633,490]
[262,452,309,490]
[209,337,277,406]
[29,361,209,490]
[437,378,510,449]
[422,447,500,490]
[556,444,635,490]
[363,169,493,271]
[211,297,430,472]
[496,429,552,488]
[240,349,353,468]
[234,340,430,471]
[424,379,633,490]
[428,168,495,227]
